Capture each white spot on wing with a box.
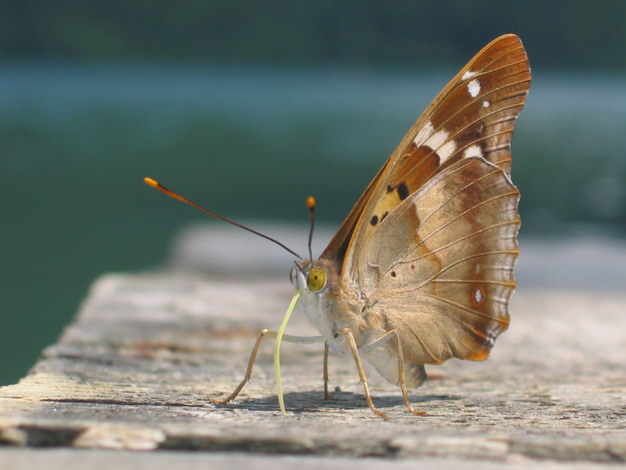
[424,129,449,150]
[468,79,481,98]
[483,100,490,108]
[438,140,457,163]
[463,144,482,159]
[462,70,477,80]
[422,129,458,164]
[473,288,484,304]
[413,121,434,146]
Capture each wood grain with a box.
[0,229,625,465]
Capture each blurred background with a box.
[1,1,625,385]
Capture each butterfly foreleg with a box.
[212,329,324,405]
[340,328,389,420]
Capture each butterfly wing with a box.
[321,34,530,369]
[321,34,530,277]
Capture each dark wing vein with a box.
[429,279,516,286]
[414,250,519,290]
[423,293,510,324]
[399,218,520,265]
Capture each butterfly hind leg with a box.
[340,328,389,420]
[211,329,324,404]
[388,330,427,416]
[360,329,427,416]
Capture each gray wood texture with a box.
[0,226,624,467]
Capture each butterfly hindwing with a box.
[358,157,520,363]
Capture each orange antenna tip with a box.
[306,196,316,209]
[144,177,159,188]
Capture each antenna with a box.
[144,177,303,260]
[306,196,316,261]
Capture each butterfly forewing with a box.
[322,34,530,275]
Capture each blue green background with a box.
[1,1,625,385]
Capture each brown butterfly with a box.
[146,34,531,419]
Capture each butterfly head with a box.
[289,259,335,295]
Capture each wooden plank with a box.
[0,227,625,465]
[2,447,620,470]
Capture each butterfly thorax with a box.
[290,258,367,353]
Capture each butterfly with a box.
[146,34,531,419]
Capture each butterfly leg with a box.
[340,328,388,420]
[323,342,332,399]
[360,330,426,416]
[211,328,270,404]
[212,329,324,404]
[389,330,427,416]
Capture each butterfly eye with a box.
[306,268,326,292]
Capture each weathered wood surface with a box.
[1,226,625,467]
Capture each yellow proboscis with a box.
[274,291,301,415]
